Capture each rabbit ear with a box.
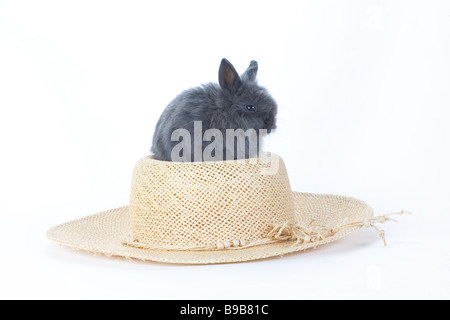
[242,60,258,82]
[219,58,242,92]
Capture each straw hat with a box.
[47,153,408,264]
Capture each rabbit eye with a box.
[246,105,256,112]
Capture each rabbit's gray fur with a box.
[151,58,278,161]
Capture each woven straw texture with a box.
[47,153,378,264]
[47,193,372,264]
[128,155,296,249]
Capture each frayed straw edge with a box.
[122,210,411,251]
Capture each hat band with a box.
[121,211,409,251]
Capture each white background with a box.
[1,0,449,300]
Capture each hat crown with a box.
[128,153,296,249]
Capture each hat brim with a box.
[47,192,373,264]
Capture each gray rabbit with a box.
[151,58,278,162]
